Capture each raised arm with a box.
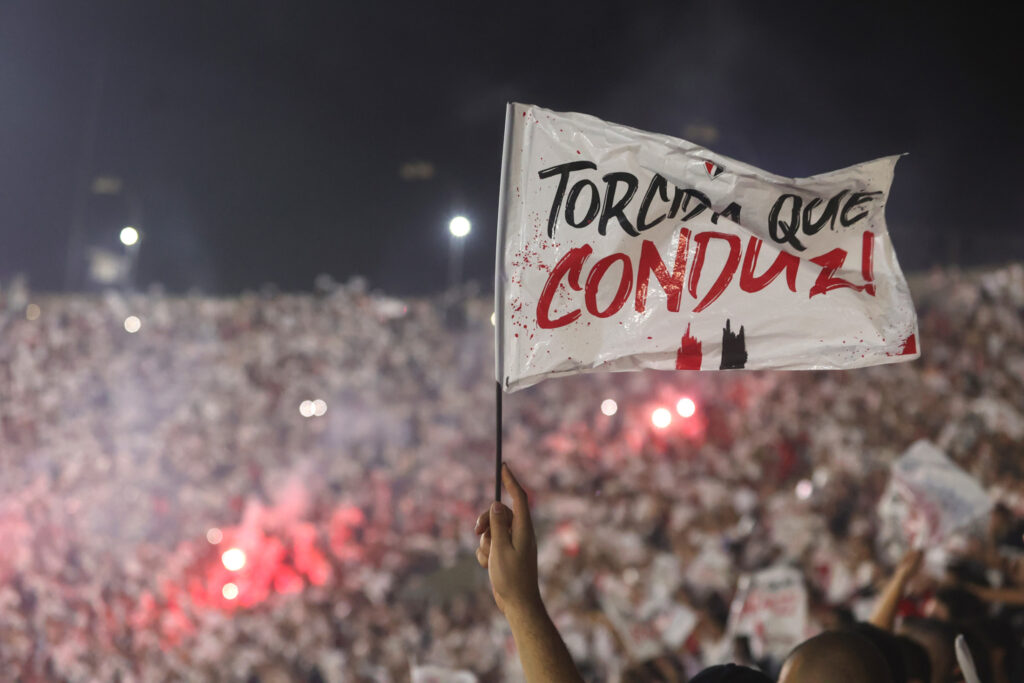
[868,548,923,630]
[475,463,584,683]
[964,583,1024,606]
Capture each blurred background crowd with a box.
[1,262,1021,682]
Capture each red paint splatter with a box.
[899,334,917,355]
[886,333,917,357]
[676,323,703,370]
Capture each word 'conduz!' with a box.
[495,103,918,392]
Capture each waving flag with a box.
[494,103,919,392]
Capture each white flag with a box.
[879,440,992,546]
[495,103,919,392]
[726,565,809,661]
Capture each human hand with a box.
[474,463,541,616]
[896,548,924,581]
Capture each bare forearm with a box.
[972,585,1024,606]
[506,600,585,683]
[869,572,909,630]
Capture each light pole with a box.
[119,221,142,288]
[446,216,471,324]
[448,215,471,290]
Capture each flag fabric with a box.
[494,103,919,392]
[878,440,993,547]
[726,565,809,661]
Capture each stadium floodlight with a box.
[120,226,139,246]
[676,397,696,418]
[448,216,471,238]
[651,407,672,429]
[221,548,246,571]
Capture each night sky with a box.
[1,1,1020,295]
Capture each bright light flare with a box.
[676,397,696,418]
[123,315,141,333]
[600,399,618,416]
[448,216,471,237]
[490,311,496,327]
[651,407,672,429]
[120,226,139,246]
[206,528,223,544]
[300,399,327,417]
[795,479,814,500]
[222,582,239,600]
[221,548,246,571]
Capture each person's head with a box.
[847,622,907,683]
[897,618,956,683]
[894,635,932,683]
[927,587,987,623]
[622,656,687,683]
[686,664,773,683]
[778,630,894,683]
[989,502,1012,539]
[954,626,994,683]
[974,617,1013,683]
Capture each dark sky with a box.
[1,1,1020,295]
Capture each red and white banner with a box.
[495,103,919,391]
[726,565,809,661]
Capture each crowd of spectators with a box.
[0,263,1022,682]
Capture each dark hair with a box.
[848,622,908,683]
[622,656,687,683]
[973,617,1014,681]
[687,664,773,683]
[899,617,957,682]
[894,635,931,683]
[956,626,995,683]
[933,587,987,622]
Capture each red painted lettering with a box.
[739,236,799,293]
[585,253,632,318]
[634,230,690,313]
[536,245,592,328]
[688,231,741,313]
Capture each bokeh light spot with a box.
[651,407,672,429]
[676,397,696,418]
[221,548,246,571]
[120,226,139,246]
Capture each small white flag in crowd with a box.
[878,440,993,547]
[726,565,809,661]
[495,103,919,391]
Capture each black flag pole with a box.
[495,381,503,502]
[493,103,515,504]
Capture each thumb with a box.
[489,501,513,551]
